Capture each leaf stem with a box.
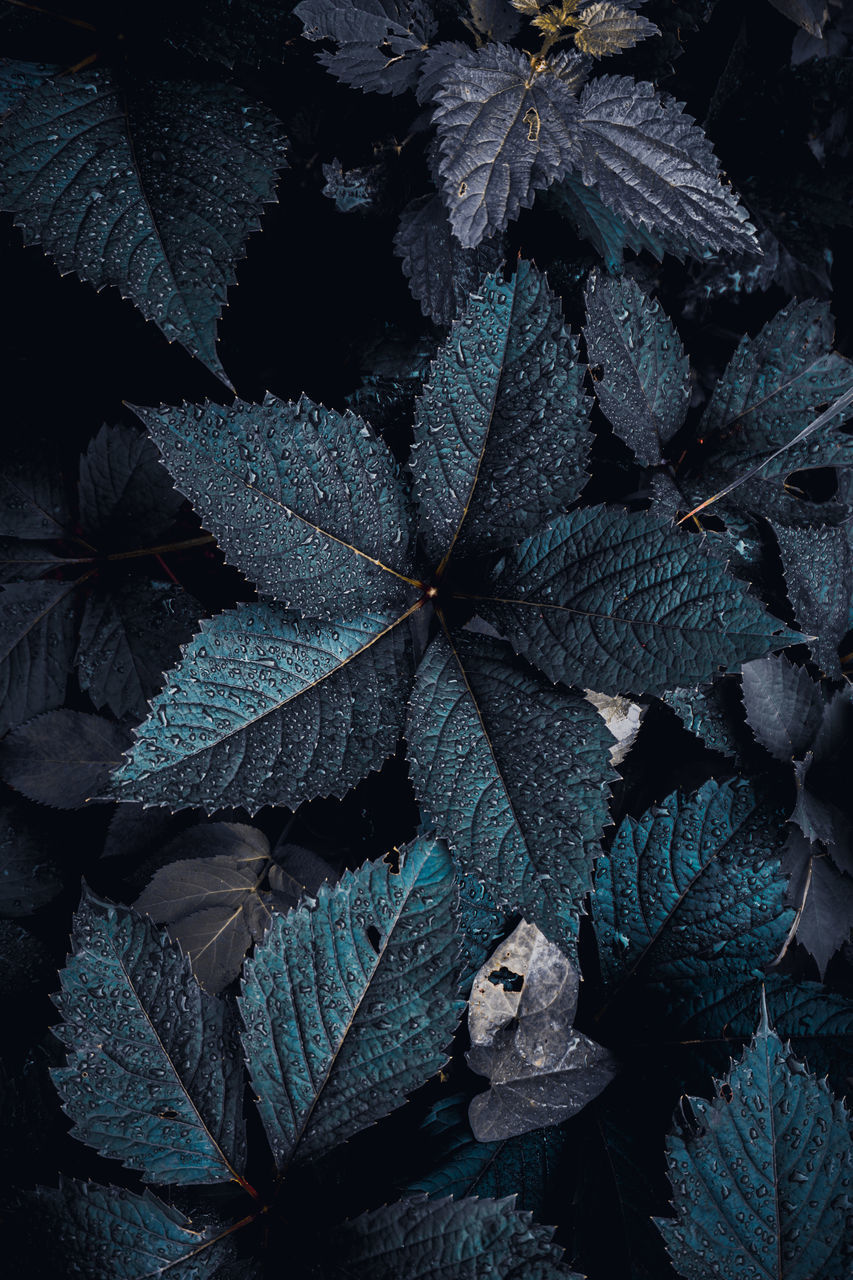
[103,534,217,562]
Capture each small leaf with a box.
[662,679,743,760]
[0,711,131,809]
[741,654,825,762]
[767,0,828,37]
[394,194,505,327]
[574,2,659,58]
[0,580,77,734]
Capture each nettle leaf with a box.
[134,823,273,994]
[407,630,615,943]
[431,45,584,248]
[114,603,414,811]
[295,0,437,96]
[467,0,523,42]
[412,260,590,566]
[774,522,853,680]
[394,195,505,327]
[0,711,131,809]
[593,779,793,1005]
[583,271,689,466]
[546,168,671,269]
[0,71,287,383]
[0,579,77,734]
[662,679,744,760]
[52,887,248,1188]
[77,423,183,550]
[239,835,462,1170]
[741,654,825,762]
[483,506,795,697]
[656,1002,851,1280]
[784,830,853,979]
[574,2,659,57]
[576,75,759,258]
[0,456,72,541]
[133,396,416,619]
[321,1195,582,1279]
[0,803,62,918]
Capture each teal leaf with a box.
[662,679,744,760]
[412,260,591,568]
[0,579,77,734]
[593,779,794,1003]
[113,601,415,812]
[545,168,671,270]
[484,506,796,696]
[583,271,689,466]
[406,629,615,943]
[0,59,58,117]
[394,194,505,328]
[77,424,183,551]
[655,1001,852,1280]
[0,71,287,383]
[239,835,462,1170]
[741,653,825,762]
[774,521,853,680]
[133,396,416,619]
[52,887,248,1188]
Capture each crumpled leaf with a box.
[0,71,287,383]
[466,920,615,1141]
[574,2,659,57]
[741,653,825,762]
[0,803,61,918]
[0,710,131,809]
[295,0,436,96]
[394,194,505,327]
[655,999,851,1280]
[774,520,853,679]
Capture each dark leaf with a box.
[0,803,61,918]
[0,539,64,582]
[77,424,183,551]
[296,0,437,96]
[767,0,828,36]
[546,168,672,269]
[574,2,660,57]
[0,710,131,809]
[101,803,183,861]
[267,841,337,909]
[774,521,853,679]
[0,920,52,998]
[0,580,77,734]
[416,41,473,106]
[394,194,505,327]
[784,831,853,977]
[0,459,71,541]
[321,156,385,213]
[662,679,744,760]
[466,0,522,41]
[0,59,57,117]
[740,653,825,762]
[163,0,293,68]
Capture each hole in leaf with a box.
[720,1083,733,1103]
[157,1108,179,1120]
[487,965,524,993]
[366,924,381,952]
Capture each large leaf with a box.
[114,601,416,812]
[394,194,505,327]
[239,835,462,1169]
[0,71,287,382]
[773,521,853,680]
[52,887,248,1188]
[412,259,590,568]
[483,506,796,696]
[655,1002,851,1280]
[575,75,759,258]
[431,44,584,248]
[296,0,436,96]
[0,579,77,733]
[406,630,615,942]
[133,396,416,618]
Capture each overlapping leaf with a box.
[394,194,505,327]
[741,653,825,762]
[0,710,131,809]
[546,168,671,267]
[295,0,437,96]
[0,580,77,733]
[774,520,853,680]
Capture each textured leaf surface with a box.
[296,0,436,96]
[239,836,462,1169]
[0,803,61,918]
[0,710,130,809]
[0,579,77,733]
[574,2,659,57]
[0,71,287,381]
[576,76,758,258]
[774,521,853,680]
[594,779,793,1001]
[583,271,689,466]
[484,506,795,696]
[0,59,57,116]
[406,630,615,941]
[77,424,183,550]
[432,45,582,248]
[52,888,247,1186]
[784,830,853,978]
[114,601,414,812]
[662,679,743,760]
[134,396,415,618]
[547,168,671,268]
[0,458,71,541]
[656,1005,851,1280]
[394,195,505,327]
[741,653,825,763]
[413,260,590,566]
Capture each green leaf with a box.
[239,835,462,1169]
[52,887,247,1187]
[412,260,591,568]
[483,506,796,696]
[656,1001,851,1280]
[113,601,415,812]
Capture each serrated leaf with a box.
[662,679,743,759]
[394,195,505,327]
[412,260,590,567]
[0,579,77,734]
[0,710,130,809]
[406,630,615,943]
[432,45,583,248]
[784,831,853,978]
[77,423,183,550]
[0,457,71,540]
[584,271,689,465]
[239,835,462,1169]
[575,75,759,258]
[741,654,825,762]
[774,521,853,680]
[546,167,673,268]
[574,2,659,57]
[593,779,793,1002]
[52,888,247,1187]
[483,506,796,697]
[133,396,416,619]
[467,0,522,41]
[655,1004,851,1280]
[0,803,61,918]
[114,601,415,812]
[0,71,287,382]
[296,0,436,96]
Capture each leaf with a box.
[0,59,58,117]
[412,260,590,566]
[767,0,828,37]
[0,457,72,540]
[774,521,853,679]
[135,823,273,994]
[394,195,505,327]
[593,779,794,1004]
[583,270,689,466]
[113,602,415,812]
[406,630,615,942]
[546,168,672,269]
[741,654,825,762]
[52,887,247,1187]
[77,424,183,550]
[575,75,759,258]
[0,803,61,918]
[0,71,287,383]
[0,579,77,734]
[321,1195,582,1279]
[321,156,385,213]
[466,921,615,1141]
[295,0,436,96]
[133,396,416,618]
[431,44,583,248]
[0,710,131,809]
[239,835,462,1169]
[574,2,660,57]
[483,506,796,697]
[467,0,522,42]
[34,1179,233,1279]
[662,679,743,760]
[655,1001,851,1280]
[784,832,853,978]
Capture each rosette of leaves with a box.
[115,260,794,952]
